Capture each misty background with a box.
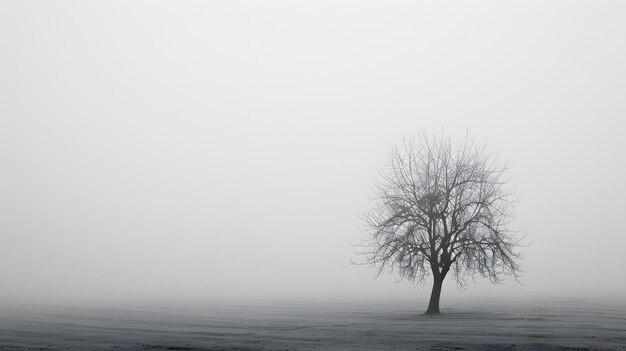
[1,1,625,305]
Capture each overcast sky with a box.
[1,1,625,304]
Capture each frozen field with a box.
[1,298,625,350]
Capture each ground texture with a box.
[1,298,624,350]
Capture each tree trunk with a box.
[424,275,444,315]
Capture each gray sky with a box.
[1,0,625,304]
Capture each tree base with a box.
[423,309,441,315]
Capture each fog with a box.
[1,0,625,305]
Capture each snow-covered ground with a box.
[1,297,624,350]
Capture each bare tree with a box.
[358,132,524,315]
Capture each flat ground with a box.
[1,298,624,350]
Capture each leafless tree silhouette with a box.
[358,132,524,315]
